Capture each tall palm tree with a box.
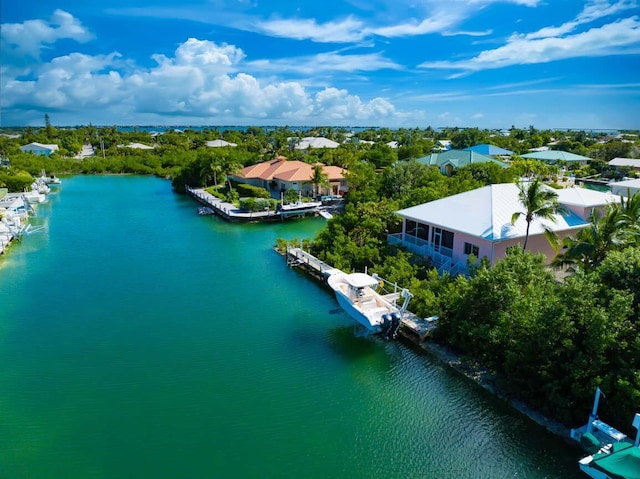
[511,179,567,251]
[309,164,330,198]
[552,207,627,271]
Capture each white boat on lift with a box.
[570,388,640,479]
[327,270,413,338]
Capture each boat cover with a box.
[344,273,380,289]
[590,444,640,479]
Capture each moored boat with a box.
[571,388,640,479]
[39,170,61,186]
[327,270,413,338]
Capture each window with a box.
[406,220,417,236]
[464,242,479,256]
[406,220,429,241]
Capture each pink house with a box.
[388,183,593,275]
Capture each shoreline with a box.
[280,246,574,443]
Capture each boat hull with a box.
[332,288,380,334]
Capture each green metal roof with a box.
[416,149,509,169]
[521,150,590,162]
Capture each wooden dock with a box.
[285,247,439,341]
[187,187,329,222]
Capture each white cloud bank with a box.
[420,1,640,74]
[1,26,398,125]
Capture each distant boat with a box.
[570,388,640,479]
[39,170,61,186]
[277,192,321,218]
[327,270,412,339]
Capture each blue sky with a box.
[1,0,639,129]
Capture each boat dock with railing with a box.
[187,187,332,222]
[285,246,438,341]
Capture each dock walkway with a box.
[187,187,329,222]
[285,247,438,341]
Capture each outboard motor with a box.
[381,314,393,340]
[390,312,402,340]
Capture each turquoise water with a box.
[0,176,581,478]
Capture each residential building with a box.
[463,144,514,157]
[206,140,237,148]
[230,156,347,198]
[292,137,340,150]
[388,183,592,275]
[20,142,59,156]
[521,150,590,163]
[609,178,640,197]
[608,157,640,173]
[416,149,508,176]
[555,187,620,219]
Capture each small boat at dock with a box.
[570,388,640,479]
[327,270,413,339]
[38,170,61,187]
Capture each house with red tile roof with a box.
[229,156,347,198]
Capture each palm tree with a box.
[309,164,330,198]
[619,192,640,245]
[511,179,567,251]
[552,207,627,271]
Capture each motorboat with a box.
[278,191,321,218]
[571,388,640,479]
[39,170,61,186]
[327,270,412,338]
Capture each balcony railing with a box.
[388,233,469,276]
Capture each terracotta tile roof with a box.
[239,157,346,183]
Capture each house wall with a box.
[400,219,584,268]
[492,227,584,265]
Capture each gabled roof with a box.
[396,183,586,242]
[206,140,237,147]
[416,149,509,169]
[609,157,640,168]
[555,187,621,208]
[464,144,514,156]
[20,142,59,151]
[521,150,590,162]
[294,137,340,149]
[120,142,155,149]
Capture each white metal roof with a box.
[609,157,640,168]
[396,183,587,242]
[294,137,340,149]
[555,187,621,207]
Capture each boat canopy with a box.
[590,443,640,479]
[344,273,380,289]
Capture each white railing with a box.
[388,233,469,276]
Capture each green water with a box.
[0,176,582,478]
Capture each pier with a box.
[187,186,330,222]
[285,246,438,342]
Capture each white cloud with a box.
[248,51,401,75]
[2,37,400,124]
[255,16,367,42]
[525,0,638,40]
[0,10,93,58]
[420,17,640,72]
